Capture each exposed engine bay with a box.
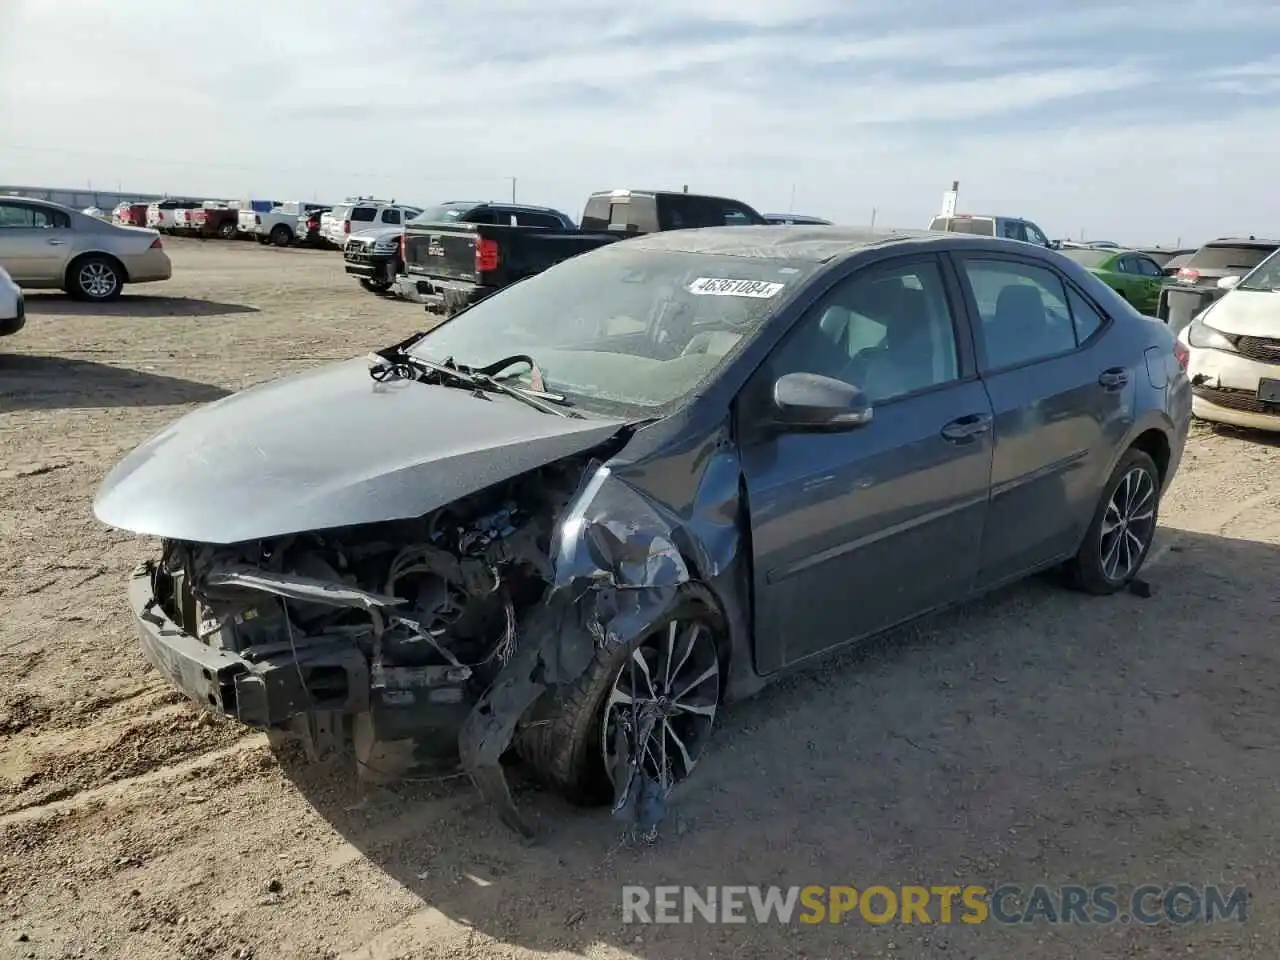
[152,460,588,783]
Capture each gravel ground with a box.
[1,238,1279,959]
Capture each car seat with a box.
[987,284,1046,368]
[848,287,936,400]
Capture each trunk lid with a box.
[403,224,483,283]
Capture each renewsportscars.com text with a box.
[621,884,1247,925]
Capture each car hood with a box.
[1202,290,1280,337]
[93,357,626,544]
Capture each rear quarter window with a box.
[351,207,377,222]
[329,205,350,219]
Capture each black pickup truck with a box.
[401,189,768,316]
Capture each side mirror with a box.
[772,372,873,431]
[1217,275,1241,290]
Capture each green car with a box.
[1058,248,1165,315]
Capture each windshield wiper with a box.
[455,354,582,418]
[368,349,583,418]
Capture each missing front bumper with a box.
[126,562,370,728]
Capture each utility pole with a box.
[509,177,516,202]
[870,208,877,229]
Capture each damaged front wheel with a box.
[516,587,725,806]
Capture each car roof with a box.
[622,225,1045,263]
[588,188,747,204]
[1205,237,1280,246]
[2,196,74,213]
[1058,248,1117,266]
[440,201,569,216]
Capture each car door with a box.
[1000,220,1029,243]
[739,254,994,672]
[1022,221,1051,248]
[0,202,73,283]
[949,251,1133,589]
[1129,256,1165,313]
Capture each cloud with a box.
[0,0,1277,243]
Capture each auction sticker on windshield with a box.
[688,277,785,298]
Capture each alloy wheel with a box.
[79,262,118,299]
[1099,466,1157,581]
[601,618,720,793]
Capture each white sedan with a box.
[0,265,23,337]
[1179,249,1280,431]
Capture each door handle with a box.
[47,239,66,246]
[940,412,993,443]
[1098,367,1129,390]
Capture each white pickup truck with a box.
[249,201,332,247]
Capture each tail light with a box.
[1173,340,1190,370]
[399,232,406,261]
[254,214,261,225]
[475,237,499,272]
[194,211,206,224]
[343,220,351,234]
[150,237,163,249]
[1177,267,1199,282]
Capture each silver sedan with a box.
[0,197,172,302]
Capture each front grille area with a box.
[1234,336,1280,364]
[1192,384,1280,415]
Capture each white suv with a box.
[320,199,422,247]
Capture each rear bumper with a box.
[126,563,370,728]
[402,276,490,315]
[124,249,173,283]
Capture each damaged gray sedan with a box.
[94,226,1191,835]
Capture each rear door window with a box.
[515,211,564,229]
[958,258,1080,369]
[350,206,377,223]
[0,203,68,228]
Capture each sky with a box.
[1,0,1278,246]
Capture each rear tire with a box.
[67,255,124,302]
[1064,448,1160,594]
[270,225,292,247]
[515,585,724,806]
[218,221,236,240]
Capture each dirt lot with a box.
[2,239,1279,959]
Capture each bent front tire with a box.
[515,585,724,806]
[1066,448,1160,595]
